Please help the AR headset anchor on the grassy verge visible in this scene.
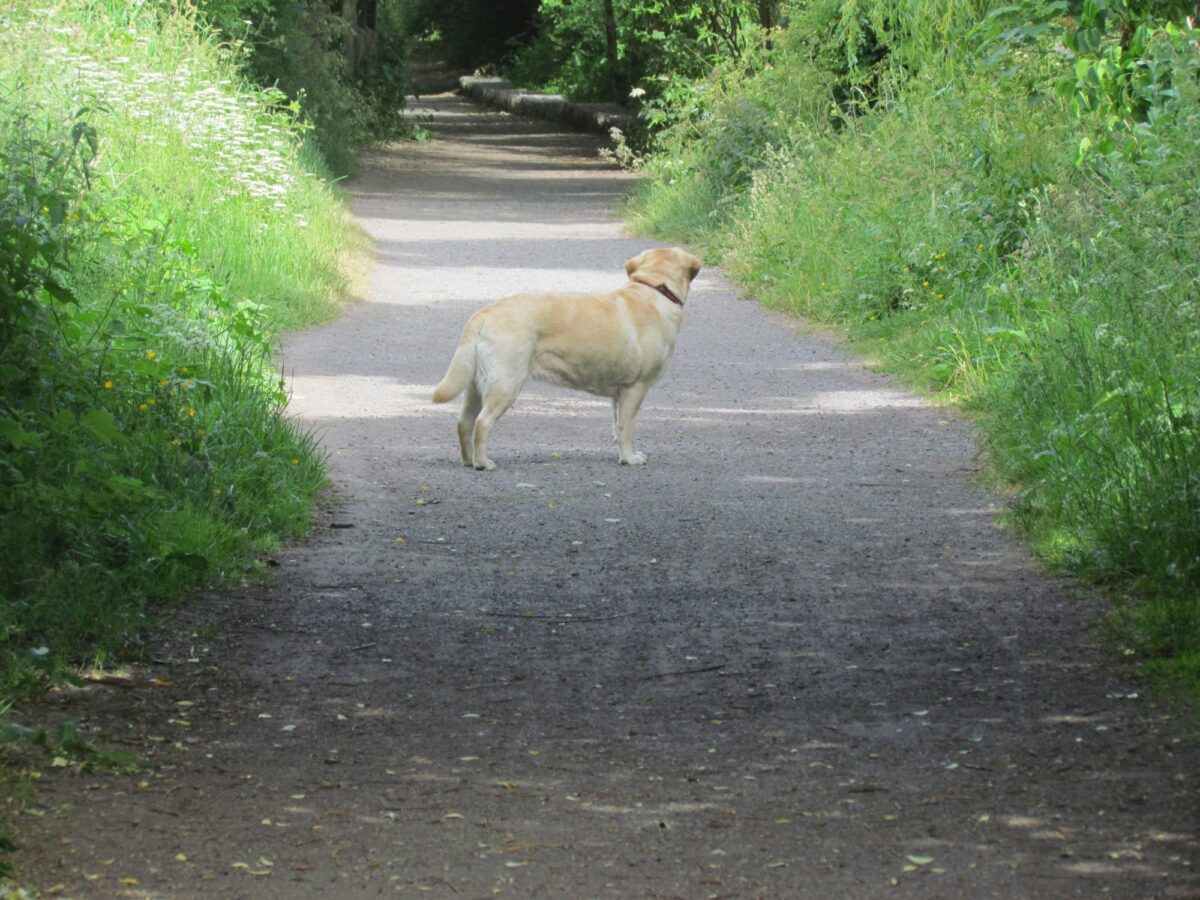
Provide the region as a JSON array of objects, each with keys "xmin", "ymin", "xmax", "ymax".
[
  {"xmin": 0, "ymin": 0, "xmax": 363, "ymax": 719},
  {"xmin": 628, "ymin": 7, "xmax": 1200, "ymax": 698}
]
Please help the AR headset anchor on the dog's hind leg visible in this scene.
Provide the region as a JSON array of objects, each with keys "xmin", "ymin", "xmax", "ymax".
[
  {"xmin": 457, "ymin": 383, "xmax": 483, "ymax": 467},
  {"xmin": 471, "ymin": 385, "xmax": 520, "ymax": 471},
  {"xmin": 614, "ymin": 382, "xmax": 650, "ymax": 465}
]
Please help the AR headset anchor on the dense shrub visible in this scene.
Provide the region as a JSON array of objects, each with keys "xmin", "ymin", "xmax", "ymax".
[
  {"xmin": 629, "ymin": 0, "xmax": 1200, "ymax": 693},
  {"xmin": 403, "ymin": 0, "xmax": 540, "ymax": 68},
  {"xmin": 506, "ymin": 0, "xmax": 779, "ymax": 111},
  {"xmin": 197, "ymin": 0, "xmax": 412, "ymax": 174},
  {"xmin": 0, "ymin": 1, "xmax": 356, "ymax": 704}
]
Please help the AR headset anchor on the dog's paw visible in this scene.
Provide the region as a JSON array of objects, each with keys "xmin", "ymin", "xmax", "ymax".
[
  {"xmin": 473, "ymin": 458, "xmax": 497, "ymax": 471},
  {"xmin": 620, "ymin": 451, "xmax": 648, "ymax": 466}
]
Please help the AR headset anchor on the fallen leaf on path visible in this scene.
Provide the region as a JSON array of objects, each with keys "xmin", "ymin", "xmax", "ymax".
[{"xmin": 906, "ymin": 855, "xmax": 934, "ymax": 866}]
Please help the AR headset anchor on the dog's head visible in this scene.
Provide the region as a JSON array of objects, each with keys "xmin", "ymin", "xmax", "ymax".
[{"xmin": 625, "ymin": 247, "xmax": 703, "ymax": 305}]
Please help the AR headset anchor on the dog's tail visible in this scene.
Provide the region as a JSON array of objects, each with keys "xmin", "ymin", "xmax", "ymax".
[{"xmin": 431, "ymin": 317, "xmax": 481, "ymax": 404}]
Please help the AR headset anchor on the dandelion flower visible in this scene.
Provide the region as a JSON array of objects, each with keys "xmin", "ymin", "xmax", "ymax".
[{"xmin": 104, "ymin": 379, "xmax": 113, "ymax": 389}]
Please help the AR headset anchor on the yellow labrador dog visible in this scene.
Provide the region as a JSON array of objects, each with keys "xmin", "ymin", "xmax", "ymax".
[{"xmin": 432, "ymin": 247, "xmax": 702, "ymax": 470}]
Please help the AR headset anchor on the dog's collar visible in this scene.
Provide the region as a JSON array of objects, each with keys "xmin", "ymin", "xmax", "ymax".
[{"xmin": 633, "ymin": 278, "xmax": 683, "ymax": 307}]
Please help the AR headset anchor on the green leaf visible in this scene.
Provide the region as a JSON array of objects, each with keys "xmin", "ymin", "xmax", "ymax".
[
  {"xmin": 0, "ymin": 417, "xmax": 42, "ymax": 450},
  {"xmin": 80, "ymin": 408, "xmax": 124, "ymax": 445}
]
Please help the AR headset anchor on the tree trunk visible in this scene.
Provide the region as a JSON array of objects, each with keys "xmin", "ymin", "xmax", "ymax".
[
  {"xmin": 342, "ymin": 0, "xmax": 357, "ymax": 75},
  {"xmin": 602, "ymin": 0, "xmax": 622, "ymax": 104},
  {"xmin": 757, "ymin": 0, "xmax": 779, "ymax": 29}
]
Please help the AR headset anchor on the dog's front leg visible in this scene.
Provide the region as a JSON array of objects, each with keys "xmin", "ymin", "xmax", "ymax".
[{"xmin": 614, "ymin": 383, "xmax": 650, "ymax": 465}]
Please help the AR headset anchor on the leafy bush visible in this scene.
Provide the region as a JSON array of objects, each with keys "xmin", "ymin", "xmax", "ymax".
[
  {"xmin": 629, "ymin": 0, "xmax": 1200, "ymax": 694},
  {"xmin": 0, "ymin": 0, "xmax": 354, "ymax": 707},
  {"xmin": 506, "ymin": 0, "xmax": 778, "ymax": 109},
  {"xmin": 404, "ymin": 0, "xmax": 541, "ymax": 68},
  {"xmin": 197, "ymin": 0, "xmax": 413, "ymax": 174}
]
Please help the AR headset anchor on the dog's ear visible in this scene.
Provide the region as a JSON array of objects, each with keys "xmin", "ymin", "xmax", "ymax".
[
  {"xmin": 625, "ymin": 251, "xmax": 648, "ymax": 276},
  {"xmin": 678, "ymin": 250, "xmax": 702, "ymax": 282}
]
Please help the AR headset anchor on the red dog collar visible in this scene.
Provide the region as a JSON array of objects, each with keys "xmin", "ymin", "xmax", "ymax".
[{"xmin": 634, "ymin": 278, "xmax": 683, "ymax": 306}]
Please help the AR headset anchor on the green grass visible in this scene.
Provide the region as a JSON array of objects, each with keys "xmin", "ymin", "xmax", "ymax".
[
  {"xmin": 0, "ymin": 0, "xmax": 363, "ymax": 715},
  {"xmin": 628, "ymin": 8, "xmax": 1200, "ymax": 699}
]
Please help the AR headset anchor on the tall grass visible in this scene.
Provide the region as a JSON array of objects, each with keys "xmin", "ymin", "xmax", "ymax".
[
  {"xmin": 0, "ymin": 0, "xmax": 362, "ymax": 710},
  {"xmin": 7, "ymin": 1, "xmax": 357, "ymax": 330},
  {"xmin": 629, "ymin": 2, "xmax": 1200, "ymax": 695}
]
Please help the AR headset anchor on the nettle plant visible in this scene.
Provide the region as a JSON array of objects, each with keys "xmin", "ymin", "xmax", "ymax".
[{"xmin": 0, "ymin": 108, "xmax": 97, "ymax": 353}]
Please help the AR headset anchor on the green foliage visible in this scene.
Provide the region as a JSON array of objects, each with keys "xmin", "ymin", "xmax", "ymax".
[
  {"xmin": 506, "ymin": 1, "xmax": 777, "ymax": 106},
  {"xmin": 403, "ymin": 0, "xmax": 541, "ymax": 67},
  {"xmin": 196, "ymin": 0, "xmax": 413, "ymax": 174},
  {"xmin": 0, "ymin": 1, "xmax": 349, "ymax": 711},
  {"xmin": 630, "ymin": 0, "xmax": 1200, "ymax": 695}
]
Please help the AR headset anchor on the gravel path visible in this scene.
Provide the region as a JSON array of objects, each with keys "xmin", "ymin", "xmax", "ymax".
[{"xmin": 15, "ymin": 93, "xmax": 1199, "ymax": 899}]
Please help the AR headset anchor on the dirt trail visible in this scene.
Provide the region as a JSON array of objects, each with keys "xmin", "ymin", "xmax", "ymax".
[{"xmin": 15, "ymin": 93, "xmax": 1199, "ymax": 899}]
